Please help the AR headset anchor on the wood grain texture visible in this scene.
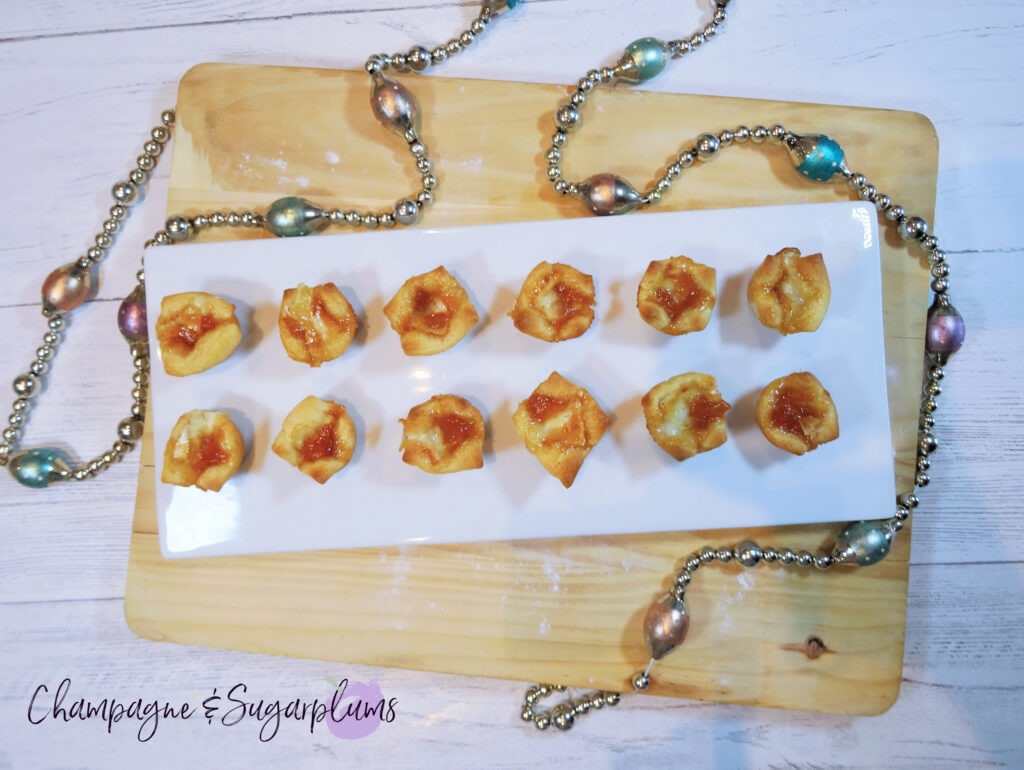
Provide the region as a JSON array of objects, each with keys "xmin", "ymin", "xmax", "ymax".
[
  {"xmin": 1, "ymin": 1, "xmax": 1022, "ymax": 766},
  {"xmin": 122, "ymin": 64, "xmax": 936, "ymax": 713}
]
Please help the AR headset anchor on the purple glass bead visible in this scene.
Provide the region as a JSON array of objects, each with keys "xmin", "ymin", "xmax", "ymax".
[
  {"xmin": 117, "ymin": 285, "xmax": 148, "ymax": 342},
  {"xmin": 925, "ymin": 300, "xmax": 965, "ymax": 355}
]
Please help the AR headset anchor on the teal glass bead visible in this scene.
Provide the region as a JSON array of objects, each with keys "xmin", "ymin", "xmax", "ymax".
[
  {"xmin": 832, "ymin": 520, "xmax": 894, "ymax": 566},
  {"xmin": 788, "ymin": 134, "xmax": 846, "ymax": 182},
  {"xmin": 8, "ymin": 448, "xmax": 71, "ymax": 488},
  {"xmin": 620, "ymin": 38, "xmax": 669, "ymax": 83},
  {"xmin": 265, "ymin": 196, "xmax": 327, "ymax": 238}
]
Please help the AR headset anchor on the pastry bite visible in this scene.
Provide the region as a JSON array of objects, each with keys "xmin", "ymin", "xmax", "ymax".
[
  {"xmin": 756, "ymin": 371, "xmax": 839, "ymax": 455},
  {"xmin": 161, "ymin": 410, "xmax": 245, "ymax": 492},
  {"xmin": 509, "ymin": 261, "xmax": 596, "ymax": 342},
  {"xmin": 272, "ymin": 396, "xmax": 357, "ymax": 484},
  {"xmin": 636, "ymin": 255, "xmax": 716, "ymax": 335},
  {"xmin": 155, "ymin": 291, "xmax": 242, "ymax": 376},
  {"xmin": 399, "ymin": 394, "xmax": 485, "ymax": 474},
  {"xmin": 512, "ymin": 371, "xmax": 610, "ymax": 488},
  {"xmin": 642, "ymin": 373, "xmax": 731, "ymax": 461},
  {"xmin": 278, "ymin": 282, "xmax": 358, "ymax": 367},
  {"xmin": 382, "ymin": 266, "xmax": 479, "ymax": 355},
  {"xmin": 747, "ymin": 247, "xmax": 831, "ymax": 334}
]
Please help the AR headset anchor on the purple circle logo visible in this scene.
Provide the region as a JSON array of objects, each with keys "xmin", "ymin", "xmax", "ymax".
[{"xmin": 325, "ymin": 679, "xmax": 387, "ymax": 740}]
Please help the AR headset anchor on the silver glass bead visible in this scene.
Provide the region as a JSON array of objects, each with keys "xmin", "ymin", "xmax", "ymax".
[
  {"xmin": 631, "ymin": 671, "xmax": 650, "ymax": 691},
  {"xmin": 407, "ymin": 46, "xmax": 430, "ymax": 72},
  {"xmin": 8, "ymin": 413, "xmax": 24, "ymax": 428},
  {"xmin": 416, "ymin": 189, "xmax": 433, "ymax": 206},
  {"xmin": 520, "ymin": 705, "xmax": 534, "ymax": 721},
  {"xmin": 394, "ymin": 199, "xmax": 419, "ymax": 226},
  {"xmin": 814, "ymin": 552, "xmax": 833, "ymax": 570},
  {"xmin": 36, "ymin": 345, "xmax": 53, "ymax": 361},
  {"xmin": 144, "ymin": 140, "xmax": 161, "ymax": 156},
  {"xmin": 751, "ymin": 125, "xmax": 768, "ymax": 142},
  {"xmin": 555, "ymin": 104, "xmax": 581, "ymax": 130},
  {"xmin": 874, "ymin": 194, "xmax": 891, "ymax": 211},
  {"xmin": 416, "ymin": 157, "xmax": 432, "ymax": 173},
  {"xmin": 137, "ymin": 154, "xmax": 155, "ymax": 171},
  {"xmin": 716, "ymin": 547, "xmax": 733, "ymax": 563},
  {"xmin": 780, "ymin": 548, "xmax": 797, "ymax": 564},
  {"xmin": 431, "ymin": 47, "xmax": 447, "ymax": 64},
  {"xmin": 695, "ymin": 133, "xmax": 720, "ymax": 160},
  {"xmin": 533, "ymin": 713, "xmax": 551, "ymax": 730},
  {"xmin": 916, "ymin": 471, "xmax": 930, "ymax": 487},
  {"xmin": 379, "ymin": 212, "xmax": 395, "ymax": 228},
  {"xmin": 165, "ymin": 216, "xmax": 193, "ymax": 242},
  {"xmin": 361, "ymin": 214, "xmax": 379, "ymax": 229},
  {"xmin": 161, "ymin": 110, "xmax": 175, "ymax": 126},
  {"xmin": 3, "ymin": 427, "xmax": 20, "ymax": 443},
  {"xmin": 129, "ymin": 168, "xmax": 147, "ymax": 184},
  {"xmin": 736, "ymin": 540, "xmax": 762, "ymax": 567},
  {"xmin": 112, "ymin": 180, "xmax": 137, "ymax": 204},
  {"xmin": 762, "ymin": 546, "xmax": 778, "ymax": 563},
  {"xmin": 29, "ymin": 361, "xmax": 46, "ymax": 376},
  {"xmin": 699, "ymin": 546, "xmax": 716, "ymax": 563},
  {"xmin": 12, "ymin": 398, "xmax": 28, "ymax": 413},
  {"xmin": 899, "ymin": 216, "xmax": 929, "ymax": 242},
  {"xmin": 152, "ymin": 126, "xmax": 170, "ymax": 144},
  {"xmin": 718, "ymin": 129, "xmax": 734, "ymax": 146},
  {"xmin": 370, "ymin": 77, "xmax": 420, "ymax": 134},
  {"xmin": 832, "ymin": 520, "xmax": 895, "ymax": 566},
  {"xmin": 571, "ymin": 90, "xmax": 586, "ymax": 107},
  {"xmin": 578, "ymin": 174, "xmax": 642, "ymax": 216},
  {"xmin": 769, "ymin": 125, "xmax": 787, "ymax": 141},
  {"xmin": 885, "ymin": 205, "xmax": 905, "ymax": 222},
  {"xmin": 678, "ymin": 150, "xmax": 695, "ymax": 168},
  {"xmin": 95, "ymin": 233, "xmax": 112, "ymax": 248},
  {"xmin": 13, "ymin": 374, "xmax": 37, "ymax": 397},
  {"xmin": 118, "ymin": 417, "xmax": 145, "ymax": 443},
  {"xmin": 421, "ymin": 174, "xmax": 436, "ymax": 189},
  {"xmin": 551, "ymin": 704, "xmax": 575, "ymax": 731}
]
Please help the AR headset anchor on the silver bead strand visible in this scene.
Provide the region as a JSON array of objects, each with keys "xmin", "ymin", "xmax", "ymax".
[
  {"xmin": 3, "ymin": 112, "xmax": 176, "ymax": 478},
  {"xmin": 549, "ymin": 1, "xmax": 732, "ymax": 214}
]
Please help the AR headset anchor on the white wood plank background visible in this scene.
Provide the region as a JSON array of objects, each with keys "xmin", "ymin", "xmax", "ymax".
[{"xmin": 1, "ymin": 1, "xmax": 1021, "ymax": 766}]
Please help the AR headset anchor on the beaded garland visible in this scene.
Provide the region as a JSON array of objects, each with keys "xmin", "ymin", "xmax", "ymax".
[{"xmin": 2, "ymin": 0, "xmax": 964, "ymax": 733}]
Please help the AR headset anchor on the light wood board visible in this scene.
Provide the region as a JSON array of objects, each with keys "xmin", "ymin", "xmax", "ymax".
[{"xmin": 126, "ymin": 63, "xmax": 937, "ymax": 715}]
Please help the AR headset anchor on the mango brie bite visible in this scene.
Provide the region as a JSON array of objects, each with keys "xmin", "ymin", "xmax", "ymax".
[
  {"xmin": 747, "ymin": 247, "xmax": 831, "ymax": 334},
  {"xmin": 272, "ymin": 396, "xmax": 357, "ymax": 484},
  {"xmin": 278, "ymin": 282, "xmax": 358, "ymax": 367},
  {"xmin": 509, "ymin": 261, "xmax": 596, "ymax": 342},
  {"xmin": 642, "ymin": 372, "xmax": 731, "ymax": 461},
  {"xmin": 161, "ymin": 410, "xmax": 245, "ymax": 492},
  {"xmin": 399, "ymin": 394, "xmax": 485, "ymax": 474},
  {"xmin": 756, "ymin": 371, "xmax": 839, "ymax": 455},
  {"xmin": 382, "ymin": 266, "xmax": 478, "ymax": 355},
  {"xmin": 155, "ymin": 291, "xmax": 242, "ymax": 376},
  {"xmin": 636, "ymin": 255, "xmax": 716, "ymax": 335},
  {"xmin": 512, "ymin": 371, "xmax": 610, "ymax": 488}
]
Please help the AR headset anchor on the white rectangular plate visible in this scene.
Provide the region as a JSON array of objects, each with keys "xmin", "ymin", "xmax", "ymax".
[{"xmin": 146, "ymin": 202, "xmax": 892, "ymax": 559}]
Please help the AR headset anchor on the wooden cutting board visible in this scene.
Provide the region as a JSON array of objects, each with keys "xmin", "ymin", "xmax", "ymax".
[{"xmin": 126, "ymin": 63, "xmax": 936, "ymax": 715}]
